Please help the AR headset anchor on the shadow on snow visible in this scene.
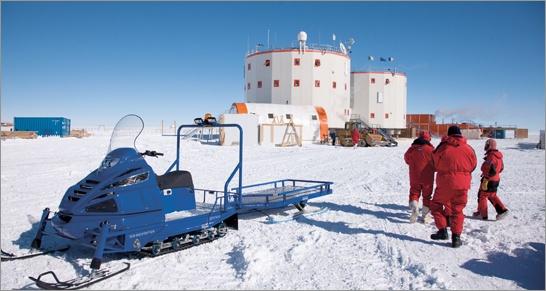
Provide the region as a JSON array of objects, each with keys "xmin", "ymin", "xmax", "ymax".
[
  {"xmin": 312, "ymin": 201, "xmax": 409, "ymax": 224},
  {"xmin": 297, "ymin": 201, "xmax": 445, "ymax": 247},
  {"xmin": 505, "ymin": 142, "xmax": 541, "ymax": 151},
  {"xmin": 461, "ymin": 242, "xmax": 545, "ymax": 290}
]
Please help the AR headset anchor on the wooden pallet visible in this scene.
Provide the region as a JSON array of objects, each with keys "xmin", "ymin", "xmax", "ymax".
[{"xmin": 0, "ymin": 131, "xmax": 37, "ymax": 139}]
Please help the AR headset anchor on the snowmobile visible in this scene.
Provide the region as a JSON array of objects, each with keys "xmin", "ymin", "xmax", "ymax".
[
  {"xmin": 7, "ymin": 114, "xmax": 333, "ymax": 289},
  {"xmin": 24, "ymin": 114, "xmax": 240, "ymax": 289}
]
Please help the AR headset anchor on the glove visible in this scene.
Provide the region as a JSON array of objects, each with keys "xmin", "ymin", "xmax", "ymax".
[{"xmin": 480, "ymin": 178, "xmax": 489, "ymax": 191}]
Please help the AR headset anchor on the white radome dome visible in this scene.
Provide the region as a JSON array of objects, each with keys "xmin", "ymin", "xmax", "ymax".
[{"xmin": 298, "ymin": 31, "xmax": 308, "ymax": 42}]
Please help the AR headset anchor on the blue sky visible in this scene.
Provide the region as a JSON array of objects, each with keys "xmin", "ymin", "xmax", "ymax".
[{"xmin": 2, "ymin": 1, "xmax": 544, "ymax": 130}]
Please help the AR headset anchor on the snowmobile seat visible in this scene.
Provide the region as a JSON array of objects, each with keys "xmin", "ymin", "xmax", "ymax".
[{"xmin": 156, "ymin": 171, "xmax": 194, "ymax": 190}]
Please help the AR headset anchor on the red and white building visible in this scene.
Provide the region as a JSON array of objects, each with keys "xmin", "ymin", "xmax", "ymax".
[
  {"xmin": 226, "ymin": 31, "xmax": 408, "ymax": 144},
  {"xmin": 351, "ymin": 71, "xmax": 407, "ymax": 134},
  {"xmin": 243, "ymin": 31, "xmax": 351, "ymax": 129}
]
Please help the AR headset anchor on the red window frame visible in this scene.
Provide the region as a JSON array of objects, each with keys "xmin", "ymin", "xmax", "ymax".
[
  {"xmin": 314, "ymin": 59, "xmax": 321, "ymax": 67},
  {"xmin": 385, "ymin": 113, "xmax": 389, "ymax": 118},
  {"xmin": 371, "ymin": 78, "xmax": 375, "ymax": 84},
  {"xmin": 385, "ymin": 78, "xmax": 390, "ymax": 85},
  {"xmin": 265, "ymin": 59, "xmax": 271, "ymax": 67},
  {"xmin": 294, "ymin": 58, "xmax": 301, "ymax": 66},
  {"xmin": 315, "ymin": 80, "xmax": 320, "ymax": 87},
  {"xmin": 257, "ymin": 81, "xmax": 262, "ymax": 88},
  {"xmin": 332, "ymin": 81, "xmax": 337, "ymax": 89},
  {"xmin": 293, "ymin": 79, "xmax": 300, "ymax": 87},
  {"xmin": 370, "ymin": 113, "xmax": 375, "ymax": 119},
  {"xmin": 273, "ymin": 80, "xmax": 280, "ymax": 87}
]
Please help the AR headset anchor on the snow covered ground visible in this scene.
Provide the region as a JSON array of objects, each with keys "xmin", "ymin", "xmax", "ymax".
[{"xmin": 1, "ymin": 130, "xmax": 544, "ymax": 290}]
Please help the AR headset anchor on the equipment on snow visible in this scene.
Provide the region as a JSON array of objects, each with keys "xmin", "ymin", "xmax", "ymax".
[
  {"xmin": 29, "ymin": 262, "xmax": 130, "ymax": 290},
  {"xmin": 335, "ymin": 118, "xmax": 398, "ymax": 147},
  {"xmin": 16, "ymin": 114, "xmax": 333, "ymax": 289},
  {"xmin": 1, "ymin": 246, "xmax": 69, "ymax": 262},
  {"xmin": 263, "ymin": 206, "xmax": 330, "ymax": 224}
]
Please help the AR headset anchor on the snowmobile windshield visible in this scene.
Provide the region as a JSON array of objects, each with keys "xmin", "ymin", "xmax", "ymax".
[{"xmin": 107, "ymin": 114, "xmax": 144, "ymax": 154}]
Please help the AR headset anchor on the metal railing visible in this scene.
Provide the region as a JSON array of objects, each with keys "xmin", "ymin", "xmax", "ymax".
[
  {"xmin": 248, "ymin": 43, "xmax": 347, "ymax": 55},
  {"xmin": 165, "ymin": 123, "xmax": 243, "ymax": 211}
]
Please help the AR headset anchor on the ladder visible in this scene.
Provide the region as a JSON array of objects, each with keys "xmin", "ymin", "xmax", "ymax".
[{"xmin": 277, "ymin": 120, "xmax": 302, "ymax": 147}]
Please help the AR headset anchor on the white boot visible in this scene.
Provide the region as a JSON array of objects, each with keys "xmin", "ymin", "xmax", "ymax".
[
  {"xmin": 409, "ymin": 200, "xmax": 419, "ymax": 223},
  {"xmin": 420, "ymin": 206, "xmax": 430, "ymax": 223}
]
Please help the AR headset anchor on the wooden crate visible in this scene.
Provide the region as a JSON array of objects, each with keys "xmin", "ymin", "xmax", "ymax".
[{"xmin": 69, "ymin": 129, "xmax": 92, "ymax": 138}]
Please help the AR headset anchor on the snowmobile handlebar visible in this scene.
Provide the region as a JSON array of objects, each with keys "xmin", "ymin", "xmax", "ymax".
[{"xmin": 140, "ymin": 150, "xmax": 164, "ymax": 158}]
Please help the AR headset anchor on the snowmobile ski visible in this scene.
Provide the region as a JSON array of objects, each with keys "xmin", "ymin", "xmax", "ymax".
[
  {"xmin": 264, "ymin": 207, "xmax": 330, "ymax": 224},
  {"xmin": 1, "ymin": 246, "xmax": 70, "ymax": 262},
  {"xmin": 28, "ymin": 262, "xmax": 130, "ymax": 290}
]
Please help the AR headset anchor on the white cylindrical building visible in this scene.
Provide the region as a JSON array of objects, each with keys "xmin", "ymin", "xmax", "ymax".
[
  {"xmin": 244, "ymin": 32, "xmax": 351, "ymax": 129},
  {"xmin": 230, "ymin": 102, "xmax": 328, "ymax": 142},
  {"xmin": 351, "ymin": 71, "xmax": 407, "ymax": 133}
]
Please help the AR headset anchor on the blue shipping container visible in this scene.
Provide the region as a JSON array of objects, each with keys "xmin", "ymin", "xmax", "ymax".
[
  {"xmin": 494, "ymin": 129, "xmax": 505, "ymax": 139},
  {"xmin": 14, "ymin": 117, "xmax": 71, "ymax": 137}
]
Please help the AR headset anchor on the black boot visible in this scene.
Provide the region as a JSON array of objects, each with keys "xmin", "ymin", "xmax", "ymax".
[
  {"xmin": 446, "ymin": 216, "xmax": 451, "ymax": 228},
  {"xmin": 496, "ymin": 208, "xmax": 509, "ymax": 220},
  {"xmin": 430, "ymin": 228, "xmax": 449, "ymax": 240},
  {"xmin": 452, "ymin": 234, "xmax": 462, "ymax": 248}
]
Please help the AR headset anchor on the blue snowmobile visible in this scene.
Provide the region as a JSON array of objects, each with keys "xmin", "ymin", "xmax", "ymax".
[
  {"xmin": 25, "ymin": 114, "xmax": 240, "ymax": 289},
  {"xmin": 6, "ymin": 114, "xmax": 333, "ymax": 289}
]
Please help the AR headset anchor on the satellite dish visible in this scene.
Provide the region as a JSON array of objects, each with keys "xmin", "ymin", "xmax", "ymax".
[
  {"xmin": 345, "ymin": 37, "xmax": 356, "ymax": 51},
  {"xmin": 339, "ymin": 42, "xmax": 347, "ymax": 54}
]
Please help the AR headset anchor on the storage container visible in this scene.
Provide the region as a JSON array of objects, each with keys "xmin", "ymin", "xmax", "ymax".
[{"xmin": 14, "ymin": 117, "xmax": 71, "ymax": 137}]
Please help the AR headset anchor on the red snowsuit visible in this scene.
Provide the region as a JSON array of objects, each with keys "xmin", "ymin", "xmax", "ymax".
[
  {"xmin": 352, "ymin": 128, "xmax": 360, "ymax": 145},
  {"xmin": 404, "ymin": 138, "xmax": 435, "ymax": 207},
  {"xmin": 430, "ymin": 135, "xmax": 477, "ymax": 235},
  {"xmin": 476, "ymin": 149, "xmax": 507, "ymax": 217}
]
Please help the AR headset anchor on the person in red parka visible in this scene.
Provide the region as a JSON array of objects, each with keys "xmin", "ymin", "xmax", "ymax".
[
  {"xmin": 430, "ymin": 125, "xmax": 477, "ymax": 248},
  {"xmin": 473, "ymin": 138, "xmax": 509, "ymax": 220},
  {"xmin": 404, "ymin": 130, "xmax": 435, "ymax": 223},
  {"xmin": 352, "ymin": 127, "xmax": 360, "ymax": 149}
]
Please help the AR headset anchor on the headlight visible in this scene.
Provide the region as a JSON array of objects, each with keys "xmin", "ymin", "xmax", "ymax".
[
  {"xmin": 99, "ymin": 157, "xmax": 120, "ymax": 170},
  {"xmin": 106, "ymin": 172, "xmax": 149, "ymax": 189}
]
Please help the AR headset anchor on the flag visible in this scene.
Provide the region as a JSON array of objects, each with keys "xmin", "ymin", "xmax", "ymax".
[
  {"xmin": 380, "ymin": 57, "xmax": 387, "ymax": 62},
  {"xmin": 388, "ymin": 57, "xmax": 395, "ymax": 62},
  {"xmin": 368, "ymin": 56, "xmax": 374, "ymax": 61},
  {"xmin": 332, "ymin": 34, "xmax": 336, "ymax": 41}
]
